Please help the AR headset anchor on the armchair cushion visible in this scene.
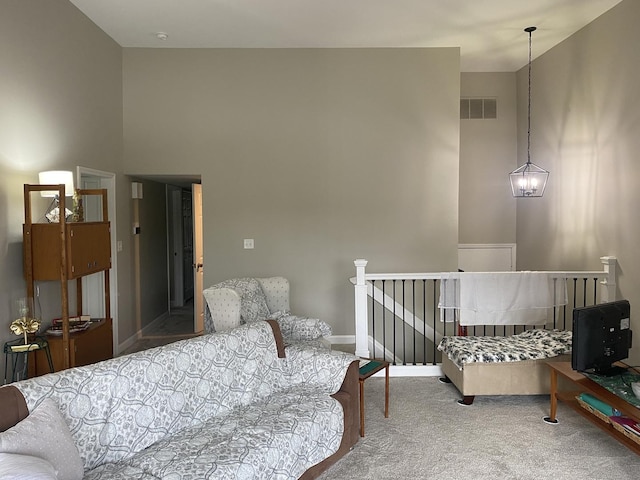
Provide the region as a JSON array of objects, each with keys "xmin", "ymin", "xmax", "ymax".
[
  {"xmin": 256, "ymin": 277, "xmax": 290, "ymax": 313},
  {"xmin": 269, "ymin": 311, "xmax": 332, "ymax": 343},
  {"xmin": 211, "ymin": 277, "xmax": 270, "ymax": 324}
]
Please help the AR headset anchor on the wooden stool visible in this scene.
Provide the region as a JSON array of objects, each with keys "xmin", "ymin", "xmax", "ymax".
[{"xmin": 358, "ymin": 359, "xmax": 390, "ymax": 437}]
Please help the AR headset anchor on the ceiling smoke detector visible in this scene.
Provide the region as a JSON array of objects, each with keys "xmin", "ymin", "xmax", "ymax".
[{"xmin": 155, "ymin": 32, "xmax": 168, "ymax": 41}]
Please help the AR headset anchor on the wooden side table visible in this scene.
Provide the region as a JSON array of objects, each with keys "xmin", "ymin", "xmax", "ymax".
[{"xmin": 358, "ymin": 359, "xmax": 390, "ymax": 437}]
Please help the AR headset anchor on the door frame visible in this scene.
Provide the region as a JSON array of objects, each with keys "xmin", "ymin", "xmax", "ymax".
[
  {"xmin": 192, "ymin": 183, "xmax": 203, "ymax": 333},
  {"xmin": 77, "ymin": 166, "xmax": 119, "ymax": 354}
]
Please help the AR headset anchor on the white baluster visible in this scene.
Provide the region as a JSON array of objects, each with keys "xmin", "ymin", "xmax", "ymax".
[
  {"xmin": 354, "ymin": 259, "xmax": 370, "ymax": 358},
  {"xmin": 600, "ymin": 256, "xmax": 617, "ymax": 303}
]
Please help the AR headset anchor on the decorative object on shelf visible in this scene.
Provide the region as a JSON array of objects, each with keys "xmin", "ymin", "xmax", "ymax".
[
  {"xmin": 71, "ymin": 189, "xmax": 84, "ymax": 222},
  {"xmin": 9, "ymin": 297, "xmax": 41, "ymax": 349},
  {"xmin": 509, "ymin": 26, "xmax": 549, "ymax": 198},
  {"xmin": 38, "ymin": 170, "xmax": 75, "ymax": 222},
  {"xmin": 46, "ymin": 320, "xmax": 91, "ymax": 336}
]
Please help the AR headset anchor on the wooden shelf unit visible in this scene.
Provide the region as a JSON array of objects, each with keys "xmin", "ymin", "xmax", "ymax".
[
  {"xmin": 32, "ymin": 319, "xmax": 112, "ymax": 375},
  {"xmin": 546, "ymin": 361, "xmax": 640, "ymax": 455},
  {"xmin": 23, "ymin": 184, "xmax": 113, "ymax": 372}
]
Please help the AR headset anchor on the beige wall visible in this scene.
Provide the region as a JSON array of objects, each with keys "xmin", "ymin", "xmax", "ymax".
[
  {"xmin": 515, "ymin": 0, "xmax": 640, "ymax": 363},
  {"xmin": 459, "ymin": 73, "xmax": 517, "ymax": 244},
  {"xmin": 0, "ymin": 0, "xmax": 129, "ymax": 375},
  {"xmin": 123, "ymin": 48, "xmax": 461, "ymax": 334}
]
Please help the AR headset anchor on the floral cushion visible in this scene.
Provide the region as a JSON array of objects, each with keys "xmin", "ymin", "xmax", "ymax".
[{"xmin": 212, "ymin": 277, "xmax": 271, "ymax": 323}]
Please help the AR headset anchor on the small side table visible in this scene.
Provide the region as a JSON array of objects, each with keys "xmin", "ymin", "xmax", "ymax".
[
  {"xmin": 3, "ymin": 336, "xmax": 54, "ymax": 384},
  {"xmin": 358, "ymin": 359, "xmax": 390, "ymax": 437}
]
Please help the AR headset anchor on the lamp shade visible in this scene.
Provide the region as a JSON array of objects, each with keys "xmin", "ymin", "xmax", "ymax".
[
  {"xmin": 38, "ymin": 170, "xmax": 75, "ymax": 197},
  {"xmin": 509, "ymin": 162, "xmax": 549, "ymax": 197}
]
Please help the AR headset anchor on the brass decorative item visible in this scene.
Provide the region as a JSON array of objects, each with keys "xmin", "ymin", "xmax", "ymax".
[
  {"xmin": 10, "ymin": 298, "xmax": 41, "ymax": 349},
  {"xmin": 72, "ymin": 190, "xmax": 84, "ymax": 222}
]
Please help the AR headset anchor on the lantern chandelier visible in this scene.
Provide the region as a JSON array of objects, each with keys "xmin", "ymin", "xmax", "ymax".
[{"xmin": 509, "ymin": 26, "xmax": 549, "ymax": 198}]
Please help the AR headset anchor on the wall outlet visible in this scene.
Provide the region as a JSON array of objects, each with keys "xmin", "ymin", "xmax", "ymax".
[{"xmin": 243, "ymin": 238, "xmax": 254, "ymax": 249}]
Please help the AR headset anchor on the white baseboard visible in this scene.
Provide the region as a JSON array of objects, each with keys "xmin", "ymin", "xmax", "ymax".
[
  {"xmin": 361, "ymin": 364, "xmax": 443, "ymax": 378},
  {"xmin": 327, "ymin": 334, "xmax": 355, "ymax": 344},
  {"xmin": 386, "ymin": 364, "xmax": 443, "ymax": 377},
  {"xmin": 117, "ymin": 333, "xmax": 138, "ymax": 354},
  {"xmin": 117, "ymin": 311, "xmax": 170, "ymax": 355}
]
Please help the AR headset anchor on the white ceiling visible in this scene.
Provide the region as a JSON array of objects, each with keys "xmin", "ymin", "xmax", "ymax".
[{"xmin": 68, "ymin": 0, "xmax": 622, "ymax": 72}]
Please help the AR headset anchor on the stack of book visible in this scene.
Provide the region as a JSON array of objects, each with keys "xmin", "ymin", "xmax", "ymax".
[
  {"xmin": 576, "ymin": 393, "xmax": 640, "ymax": 445},
  {"xmin": 609, "ymin": 416, "xmax": 640, "ymax": 444},
  {"xmin": 46, "ymin": 317, "xmax": 91, "ymax": 335}
]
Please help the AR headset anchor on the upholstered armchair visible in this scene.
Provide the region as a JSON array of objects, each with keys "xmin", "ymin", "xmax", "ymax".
[{"xmin": 203, "ymin": 277, "xmax": 332, "ymax": 347}]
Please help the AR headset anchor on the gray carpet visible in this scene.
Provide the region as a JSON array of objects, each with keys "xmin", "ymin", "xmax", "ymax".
[{"xmin": 318, "ymin": 377, "xmax": 640, "ymax": 480}]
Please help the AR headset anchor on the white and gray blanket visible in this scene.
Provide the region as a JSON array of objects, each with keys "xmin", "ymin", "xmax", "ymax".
[{"xmin": 15, "ymin": 321, "xmax": 355, "ymax": 479}]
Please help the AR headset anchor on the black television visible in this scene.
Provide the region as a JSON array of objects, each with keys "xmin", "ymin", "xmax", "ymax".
[{"xmin": 571, "ymin": 300, "xmax": 632, "ymax": 376}]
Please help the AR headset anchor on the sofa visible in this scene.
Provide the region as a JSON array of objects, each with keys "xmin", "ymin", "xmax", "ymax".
[
  {"xmin": 0, "ymin": 320, "xmax": 359, "ymax": 479},
  {"xmin": 203, "ymin": 277, "xmax": 332, "ymax": 347}
]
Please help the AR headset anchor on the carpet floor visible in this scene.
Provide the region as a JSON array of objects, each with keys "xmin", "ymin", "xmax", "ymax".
[{"xmin": 318, "ymin": 376, "xmax": 640, "ymax": 480}]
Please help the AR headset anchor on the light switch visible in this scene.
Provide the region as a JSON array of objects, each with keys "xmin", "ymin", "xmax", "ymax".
[{"xmin": 243, "ymin": 239, "xmax": 254, "ymax": 249}]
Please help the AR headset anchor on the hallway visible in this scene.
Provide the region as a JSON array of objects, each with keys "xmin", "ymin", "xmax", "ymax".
[{"xmin": 120, "ymin": 301, "xmax": 197, "ymax": 355}]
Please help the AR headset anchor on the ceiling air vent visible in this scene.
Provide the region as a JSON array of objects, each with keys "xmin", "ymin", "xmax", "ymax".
[{"xmin": 460, "ymin": 97, "xmax": 497, "ymax": 119}]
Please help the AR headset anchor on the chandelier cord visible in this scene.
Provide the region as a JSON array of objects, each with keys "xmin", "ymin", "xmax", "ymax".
[
  {"xmin": 526, "ymin": 27, "xmax": 534, "ymax": 167},
  {"xmin": 509, "ymin": 26, "xmax": 547, "ymax": 197}
]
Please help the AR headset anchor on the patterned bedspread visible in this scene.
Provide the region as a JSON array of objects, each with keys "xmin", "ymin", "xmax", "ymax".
[{"xmin": 437, "ymin": 329, "xmax": 572, "ymax": 370}]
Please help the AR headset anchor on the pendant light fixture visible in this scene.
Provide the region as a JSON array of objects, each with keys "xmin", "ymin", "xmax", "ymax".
[{"xmin": 509, "ymin": 26, "xmax": 549, "ymax": 198}]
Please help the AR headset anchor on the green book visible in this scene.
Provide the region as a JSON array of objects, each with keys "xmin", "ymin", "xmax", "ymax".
[{"xmin": 359, "ymin": 360, "xmax": 382, "ymax": 375}]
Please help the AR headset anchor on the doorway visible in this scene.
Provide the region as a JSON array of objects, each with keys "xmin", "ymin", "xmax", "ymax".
[
  {"xmin": 125, "ymin": 175, "xmax": 203, "ymax": 353},
  {"xmin": 166, "ymin": 182, "xmax": 203, "ymax": 333}
]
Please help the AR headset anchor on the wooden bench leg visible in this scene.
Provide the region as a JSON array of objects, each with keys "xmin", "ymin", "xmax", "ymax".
[
  {"xmin": 458, "ymin": 395, "xmax": 475, "ymax": 406},
  {"xmin": 359, "ymin": 379, "xmax": 365, "ymax": 437}
]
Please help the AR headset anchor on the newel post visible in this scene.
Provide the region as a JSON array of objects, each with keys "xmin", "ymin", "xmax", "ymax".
[
  {"xmin": 354, "ymin": 259, "xmax": 370, "ymax": 358},
  {"xmin": 600, "ymin": 256, "xmax": 617, "ymax": 302}
]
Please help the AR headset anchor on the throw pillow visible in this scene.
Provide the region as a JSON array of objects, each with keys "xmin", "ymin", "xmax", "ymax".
[
  {"xmin": 0, "ymin": 398, "xmax": 84, "ymax": 480},
  {"xmin": 0, "ymin": 453, "xmax": 57, "ymax": 480},
  {"xmin": 215, "ymin": 277, "xmax": 271, "ymax": 323}
]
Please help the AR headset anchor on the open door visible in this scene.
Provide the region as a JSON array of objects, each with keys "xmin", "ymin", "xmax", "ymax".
[{"xmin": 192, "ymin": 183, "xmax": 204, "ymax": 333}]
